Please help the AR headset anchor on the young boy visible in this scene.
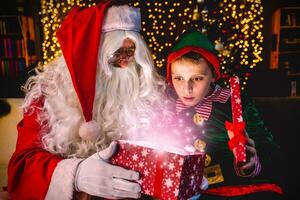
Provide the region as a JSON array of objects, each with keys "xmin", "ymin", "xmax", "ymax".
[{"xmin": 166, "ymin": 30, "xmax": 285, "ymax": 199}]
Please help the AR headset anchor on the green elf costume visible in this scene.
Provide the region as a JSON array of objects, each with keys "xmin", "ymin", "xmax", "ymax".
[{"xmin": 166, "ymin": 30, "xmax": 285, "ymax": 200}]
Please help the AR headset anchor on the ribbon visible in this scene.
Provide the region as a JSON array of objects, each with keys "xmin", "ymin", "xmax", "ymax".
[
  {"xmin": 225, "ymin": 121, "xmax": 246, "ymax": 150},
  {"xmin": 153, "ymin": 152, "xmax": 165, "ymax": 198}
]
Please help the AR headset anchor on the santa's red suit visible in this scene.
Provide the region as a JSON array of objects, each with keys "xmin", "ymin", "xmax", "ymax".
[
  {"xmin": 7, "ymin": 1, "xmax": 113, "ymax": 199},
  {"xmin": 8, "ymin": 100, "xmax": 64, "ymax": 199}
]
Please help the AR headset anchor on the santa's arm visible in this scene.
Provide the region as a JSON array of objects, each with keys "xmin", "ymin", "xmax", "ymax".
[{"xmin": 7, "ymin": 105, "xmax": 81, "ymax": 200}]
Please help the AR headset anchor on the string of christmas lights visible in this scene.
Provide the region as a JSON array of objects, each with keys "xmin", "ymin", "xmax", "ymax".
[
  {"xmin": 199, "ymin": 0, "xmax": 264, "ymax": 89},
  {"xmin": 39, "ymin": 0, "xmax": 264, "ymax": 89}
]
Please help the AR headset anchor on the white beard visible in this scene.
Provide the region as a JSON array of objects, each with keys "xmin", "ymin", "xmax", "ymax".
[{"xmin": 22, "ymin": 56, "xmax": 170, "ymax": 158}]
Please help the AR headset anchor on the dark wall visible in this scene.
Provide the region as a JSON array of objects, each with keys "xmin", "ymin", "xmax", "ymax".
[{"xmin": 254, "ymin": 97, "xmax": 300, "ymax": 200}]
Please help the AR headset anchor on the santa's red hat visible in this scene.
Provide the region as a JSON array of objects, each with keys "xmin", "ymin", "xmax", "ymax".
[{"xmin": 56, "ymin": 1, "xmax": 141, "ymax": 140}]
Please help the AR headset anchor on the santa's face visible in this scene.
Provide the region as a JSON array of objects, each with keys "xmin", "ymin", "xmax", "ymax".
[{"xmin": 108, "ymin": 38, "xmax": 136, "ymax": 68}]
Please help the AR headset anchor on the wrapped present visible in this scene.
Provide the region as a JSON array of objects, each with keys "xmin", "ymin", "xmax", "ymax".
[
  {"xmin": 111, "ymin": 140, "xmax": 206, "ymax": 200},
  {"xmin": 225, "ymin": 76, "xmax": 247, "ymax": 163}
]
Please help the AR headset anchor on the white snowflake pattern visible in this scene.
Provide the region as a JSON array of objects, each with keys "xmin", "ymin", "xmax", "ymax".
[
  {"xmin": 144, "ymin": 169, "xmax": 149, "ymax": 176},
  {"xmin": 235, "ymin": 98, "xmax": 241, "ymax": 104},
  {"xmin": 237, "ymin": 116, "xmax": 243, "ymax": 122},
  {"xmin": 190, "ymin": 176, "xmax": 195, "ymax": 187},
  {"xmin": 176, "ymin": 171, "xmax": 181, "ymax": 178},
  {"xmin": 197, "ymin": 157, "xmax": 202, "ymax": 163},
  {"xmin": 132, "ymin": 154, "xmax": 138, "ymax": 161},
  {"xmin": 144, "ymin": 189, "xmax": 150, "ymax": 194},
  {"xmin": 234, "ymin": 77, "xmax": 239, "ymax": 84},
  {"xmin": 193, "ymin": 164, "xmax": 196, "ymax": 170},
  {"xmin": 139, "ymin": 161, "xmax": 144, "ymax": 168},
  {"xmin": 193, "ymin": 184, "xmax": 197, "ymax": 191},
  {"xmin": 173, "ymin": 188, "xmax": 179, "ymax": 197},
  {"xmin": 142, "ymin": 149, "xmax": 148, "ymax": 157},
  {"xmin": 168, "ymin": 162, "xmax": 175, "ymax": 170},
  {"xmin": 164, "ymin": 177, "xmax": 173, "ymax": 188},
  {"xmin": 178, "ymin": 158, "xmax": 184, "ymax": 166}
]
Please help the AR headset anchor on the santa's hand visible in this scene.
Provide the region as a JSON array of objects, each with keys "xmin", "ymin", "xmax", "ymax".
[{"xmin": 75, "ymin": 141, "xmax": 141, "ymax": 199}]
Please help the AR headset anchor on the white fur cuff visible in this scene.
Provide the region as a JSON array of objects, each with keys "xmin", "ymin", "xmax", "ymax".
[{"xmin": 45, "ymin": 158, "xmax": 83, "ymax": 200}]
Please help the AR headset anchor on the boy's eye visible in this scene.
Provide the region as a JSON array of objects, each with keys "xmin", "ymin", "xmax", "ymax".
[
  {"xmin": 173, "ymin": 76, "xmax": 184, "ymax": 81},
  {"xmin": 192, "ymin": 77, "xmax": 204, "ymax": 81}
]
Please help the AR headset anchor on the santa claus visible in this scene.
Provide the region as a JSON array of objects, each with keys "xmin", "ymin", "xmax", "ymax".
[{"xmin": 7, "ymin": 1, "xmax": 170, "ymax": 199}]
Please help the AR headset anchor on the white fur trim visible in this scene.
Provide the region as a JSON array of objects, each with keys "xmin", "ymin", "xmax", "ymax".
[
  {"xmin": 102, "ymin": 5, "xmax": 141, "ymax": 33},
  {"xmin": 79, "ymin": 120, "xmax": 101, "ymax": 141},
  {"xmin": 45, "ymin": 158, "xmax": 83, "ymax": 200}
]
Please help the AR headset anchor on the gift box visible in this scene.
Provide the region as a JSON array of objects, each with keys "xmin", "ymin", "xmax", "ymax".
[{"xmin": 111, "ymin": 140, "xmax": 206, "ymax": 200}]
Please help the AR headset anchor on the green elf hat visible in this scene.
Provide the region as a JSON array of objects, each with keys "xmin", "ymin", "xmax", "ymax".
[{"xmin": 166, "ymin": 30, "xmax": 221, "ymax": 84}]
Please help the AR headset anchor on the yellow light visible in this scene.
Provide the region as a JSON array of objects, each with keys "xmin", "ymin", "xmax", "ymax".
[{"xmin": 40, "ymin": 0, "xmax": 264, "ymax": 88}]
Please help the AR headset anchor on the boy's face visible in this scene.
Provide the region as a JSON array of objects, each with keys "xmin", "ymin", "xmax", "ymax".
[{"xmin": 171, "ymin": 59, "xmax": 215, "ymax": 107}]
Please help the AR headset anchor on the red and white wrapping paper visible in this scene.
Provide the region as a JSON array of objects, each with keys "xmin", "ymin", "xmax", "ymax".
[
  {"xmin": 111, "ymin": 140, "xmax": 206, "ymax": 200},
  {"xmin": 225, "ymin": 76, "xmax": 247, "ymax": 163}
]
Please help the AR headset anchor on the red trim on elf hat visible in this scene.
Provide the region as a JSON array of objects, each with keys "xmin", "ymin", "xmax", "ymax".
[
  {"xmin": 166, "ymin": 46, "xmax": 221, "ymax": 84},
  {"xmin": 56, "ymin": 0, "xmax": 111, "ymax": 122}
]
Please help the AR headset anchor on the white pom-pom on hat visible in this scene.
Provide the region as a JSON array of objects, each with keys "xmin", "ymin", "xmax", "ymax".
[{"xmin": 79, "ymin": 120, "xmax": 101, "ymax": 141}]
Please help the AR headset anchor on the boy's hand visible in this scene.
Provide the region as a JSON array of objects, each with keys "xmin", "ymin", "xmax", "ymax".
[
  {"xmin": 237, "ymin": 132, "xmax": 261, "ymax": 177},
  {"xmin": 240, "ymin": 135, "xmax": 257, "ymax": 171},
  {"xmin": 188, "ymin": 176, "xmax": 209, "ymax": 200}
]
